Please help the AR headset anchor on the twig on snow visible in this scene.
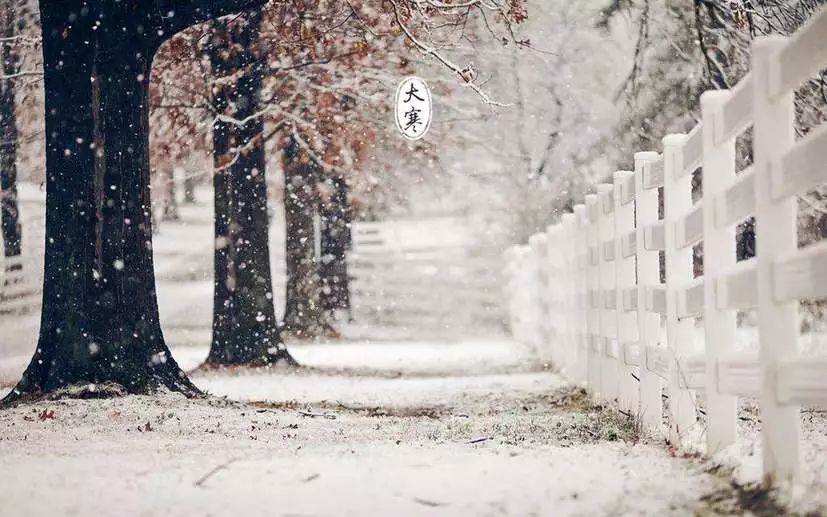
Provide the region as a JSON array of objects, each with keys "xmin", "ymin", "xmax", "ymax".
[
  {"xmin": 194, "ymin": 457, "xmax": 238, "ymax": 487},
  {"xmin": 413, "ymin": 497, "xmax": 450, "ymax": 507},
  {"xmin": 298, "ymin": 409, "xmax": 337, "ymax": 419}
]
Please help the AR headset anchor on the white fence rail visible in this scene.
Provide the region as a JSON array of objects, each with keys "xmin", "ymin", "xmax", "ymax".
[{"xmin": 505, "ymin": 10, "xmax": 827, "ymax": 484}]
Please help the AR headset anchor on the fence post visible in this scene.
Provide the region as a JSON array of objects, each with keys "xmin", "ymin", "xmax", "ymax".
[
  {"xmin": 562, "ymin": 213, "xmax": 578, "ymax": 376},
  {"xmin": 663, "ymin": 133, "xmax": 699, "ymax": 448},
  {"xmin": 597, "ymin": 184, "xmax": 617, "ymax": 404},
  {"xmin": 574, "ymin": 203, "xmax": 589, "ymax": 386},
  {"xmin": 571, "ymin": 213, "xmax": 583, "ymax": 378},
  {"xmin": 509, "ymin": 246, "xmax": 525, "ymax": 343},
  {"xmin": 701, "ymin": 90, "xmax": 738, "ymax": 453},
  {"xmin": 518, "ymin": 245, "xmax": 534, "ymax": 345},
  {"xmin": 529, "ymin": 233, "xmax": 548, "ymax": 354},
  {"xmin": 613, "ymin": 170, "xmax": 639, "ymax": 413},
  {"xmin": 529, "ymin": 233, "xmax": 547, "ymax": 356},
  {"xmin": 503, "ymin": 248, "xmax": 517, "ymax": 339},
  {"xmin": 513, "ymin": 246, "xmax": 528, "ymax": 344},
  {"xmin": 753, "ymin": 36, "xmax": 799, "ymax": 483},
  {"xmin": 584, "ymin": 194, "xmax": 602, "ymax": 396},
  {"xmin": 545, "ymin": 226, "xmax": 561, "ymax": 365},
  {"xmin": 574, "ymin": 203, "xmax": 589, "ymax": 385},
  {"xmin": 551, "ymin": 224, "xmax": 567, "ymax": 368},
  {"xmin": 635, "ymin": 151, "xmax": 663, "ymax": 430}
]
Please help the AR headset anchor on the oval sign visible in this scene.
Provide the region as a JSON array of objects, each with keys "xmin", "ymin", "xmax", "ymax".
[{"xmin": 395, "ymin": 76, "xmax": 432, "ymax": 140}]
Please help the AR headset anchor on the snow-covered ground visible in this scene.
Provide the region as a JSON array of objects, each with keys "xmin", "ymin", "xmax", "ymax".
[
  {"xmin": 5, "ymin": 338, "xmax": 827, "ymax": 516},
  {"xmin": 2, "ymin": 339, "xmax": 744, "ymax": 517}
]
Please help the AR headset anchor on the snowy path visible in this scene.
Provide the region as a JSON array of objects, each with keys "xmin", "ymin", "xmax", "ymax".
[
  {"xmin": 0, "ymin": 340, "xmax": 743, "ymax": 516},
  {"xmin": 0, "ymin": 199, "xmax": 787, "ymax": 515}
]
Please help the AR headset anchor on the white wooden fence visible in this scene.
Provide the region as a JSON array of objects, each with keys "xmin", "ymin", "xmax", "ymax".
[
  {"xmin": 0, "ymin": 183, "xmax": 45, "ymax": 315},
  {"xmin": 348, "ymin": 217, "xmax": 506, "ymax": 335},
  {"xmin": 506, "ymin": 10, "xmax": 827, "ymax": 484}
]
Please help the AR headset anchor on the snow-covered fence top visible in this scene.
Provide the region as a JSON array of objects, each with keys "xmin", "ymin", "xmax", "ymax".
[{"xmin": 505, "ymin": 7, "xmax": 827, "ymax": 485}]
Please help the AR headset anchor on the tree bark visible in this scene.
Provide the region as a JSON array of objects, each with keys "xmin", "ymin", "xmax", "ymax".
[
  {"xmin": 206, "ymin": 11, "xmax": 295, "ymax": 366},
  {"xmin": 183, "ymin": 174, "xmax": 197, "ymax": 204},
  {"xmin": 0, "ymin": 0, "xmax": 21, "ymax": 268},
  {"xmin": 319, "ymin": 174, "xmax": 351, "ymax": 318},
  {"xmin": 161, "ymin": 169, "xmax": 180, "ymax": 221},
  {"xmin": 3, "ymin": 0, "xmax": 263, "ymax": 405},
  {"xmin": 282, "ymin": 141, "xmax": 324, "ymax": 337}
]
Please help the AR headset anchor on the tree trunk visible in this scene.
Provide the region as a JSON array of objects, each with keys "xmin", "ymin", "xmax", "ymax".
[
  {"xmin": 0, "ymin": 0, "xmax": 21, "ymax": 269},
  {"xmin": 206, "ymin": 12, "xmax": 295, "ymax": 366},
  {"xmin": 319, "ymin": 175, "xmax": 351, "ymax": 318},
  {"xmin": 3, "ymin": 0, "xmax": 263, "ymax": 405},
  {"xmin": 161, "ymin": 169, "xmax": 180, "ymax": 221},
  {"xmin": 183, "ymin": 174, "xmax": 197, "ymax": 204},
  {"xmin": 282, "ymin": 142, "xmax": 324, "ymax": 337}
]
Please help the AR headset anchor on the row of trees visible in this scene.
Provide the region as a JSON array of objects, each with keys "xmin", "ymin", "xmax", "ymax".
[
  {"xmin": 0, "ymin": 0, "xmax": 529, "ymax": 404},
  {"xmin": 147, "ymin": 8, "xmax": 353, "ymax": 346}
]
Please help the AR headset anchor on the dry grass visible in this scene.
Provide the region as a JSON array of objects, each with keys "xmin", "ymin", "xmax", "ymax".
[{"xmin": 699, "ymin": 479, "xmax": 793, "ymax": 516}]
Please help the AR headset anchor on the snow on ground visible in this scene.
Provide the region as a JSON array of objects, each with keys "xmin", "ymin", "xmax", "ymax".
[
  {"xmin": 1, "ymin": 339, "xmax": 739, "ymax": 516},
  {"xmin": 703, "ymin": 400, "xmax": 827, "ymax": 513}
]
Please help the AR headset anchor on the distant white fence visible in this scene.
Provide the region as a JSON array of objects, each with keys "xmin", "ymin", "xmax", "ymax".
[
  {"xmin": 348, "ymin": 217, "xmax": 505, "ymax": 334},
  {"xmin": 0, "ymin": 183, "xmax": 45, "ymax": 315},
  {"xmin": 506, "ymin": 9, "xmax": 827, "ymax": 484}
]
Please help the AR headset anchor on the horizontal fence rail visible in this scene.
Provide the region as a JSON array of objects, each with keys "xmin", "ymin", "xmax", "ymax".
[{"xmin": 505, "ymin": 8, "xmax": 827, "ymax": 485}]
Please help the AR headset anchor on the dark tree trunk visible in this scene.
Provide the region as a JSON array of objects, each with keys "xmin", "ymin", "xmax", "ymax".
[
  {"xmin": 0, "ymin": 0, "xmax": 21, "ymax": 267},
  {"xmin": 3, "ymin": 0, "xmax": 263, "ymax": 405},
  {"xmin": 319, "ymin": 175, "xmax": 351, "ymax": 317},
  {"xmin": 161, "ymin": 169, "xmax": 180, "ymax": 221},
  {"xmin": 206, "ymin": 11, "xmax": 295, "ymax": 366},
  {"xmin": 282, "ymin": 141, "xmax": 324, "ymax": 337},
  {"xmin": 183, "ymin": 174, "xmax": 197, "ymax": 204}
]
